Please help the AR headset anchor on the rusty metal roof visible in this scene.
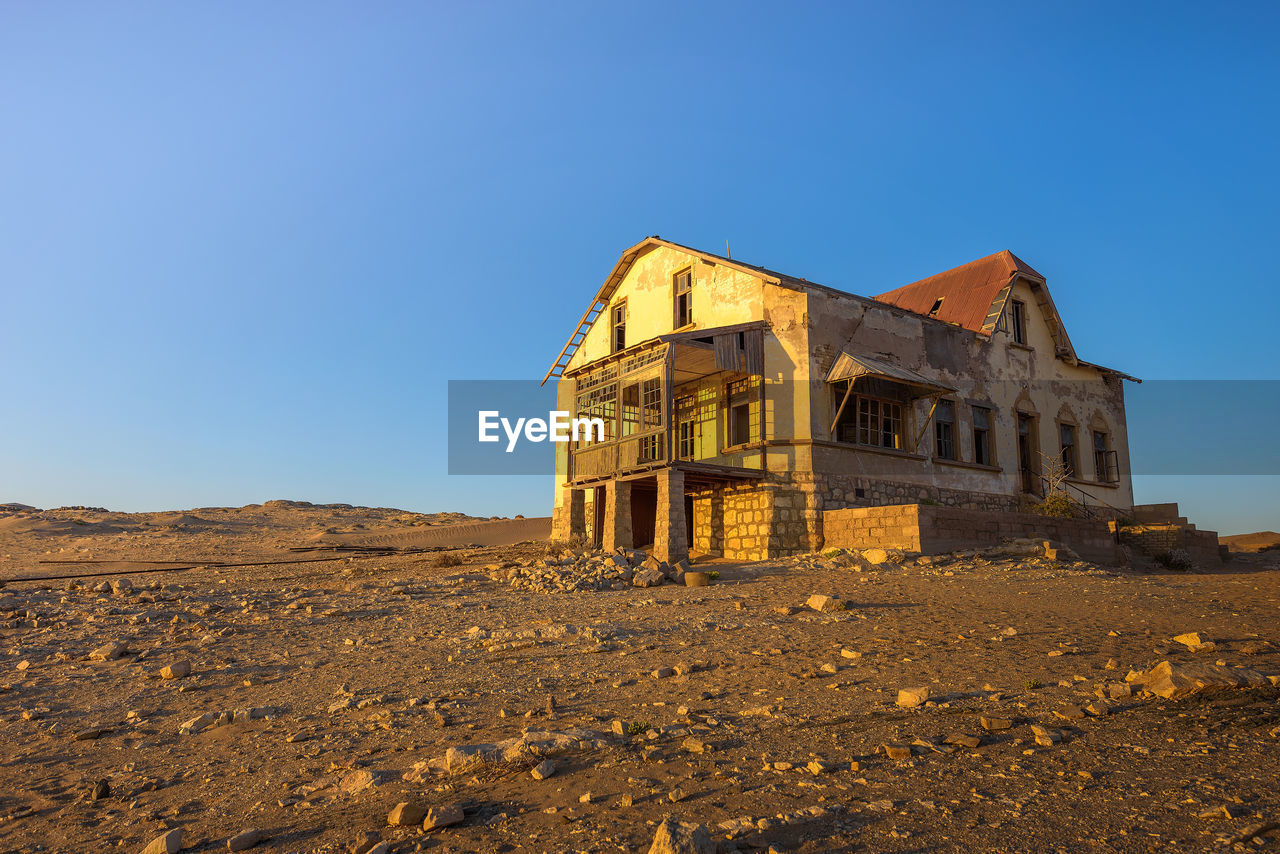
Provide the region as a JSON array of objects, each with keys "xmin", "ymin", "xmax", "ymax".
[
  {"xmin": 873, "ymin": 250, "xmax": 1043, "ymax": 335},
  {"xmin": 825, "ymin": 351, "xmax": 954, "ymax": 396}
]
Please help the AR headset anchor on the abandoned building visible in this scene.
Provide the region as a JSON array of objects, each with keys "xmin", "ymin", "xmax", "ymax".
[{"xmin": 546, "ymin": 237, "xmax": 1141, "ymax": 563}]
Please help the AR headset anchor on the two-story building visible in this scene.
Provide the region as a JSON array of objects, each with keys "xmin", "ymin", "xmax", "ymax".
[{"xmin": 546, "ymin": 237, "xmax": 1136, "ymax": 563}]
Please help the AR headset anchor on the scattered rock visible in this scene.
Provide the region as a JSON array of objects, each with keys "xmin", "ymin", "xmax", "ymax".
[
  {"xmin": 896, "ymin": 686, "xmax": 930, "ymax": 708},
  {"xmin": 160, "ymin": 661, "xmax": 191, "ymax": 680},
  {"xmin": 980, "ymin": 716, "xmax": 1013, "ymax": 731},
  {"xmin": 805, "ymin": 594, "xmax": 845, "ymax": 613},
  {"xmin": 531, "ymin": 759, "xmax": 557, "ymax": 780},
  {"xmin": 388, "ymin": 802, "xmax": 426, "ymax": 826},
  {"xmin": 90, "ymin": 640, "xmax": 129, "ymax": 661},
  {"xmin": 227, "ymin": 828, "xmax": 264, "ymax": 851},
  {"xmin": 422, "ymin": 802, "xmax": 465, "ymax": 830},
  {"xmin": 139, "ymin": 828, "xmax": 183, "ymax": 854}
]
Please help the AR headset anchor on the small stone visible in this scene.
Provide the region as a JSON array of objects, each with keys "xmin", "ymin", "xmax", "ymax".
[
  {"xmin": 682, "ymin": 737, "xmax": 708, "ymax": 754},
  {"xmin": 422, "ymin": 802, "xmax": 465, "ymax": 830},
  {"xmin": 90, "ymin": 779, "xmax": 110, "ymax": 800},
  {"xmin": 1031, "ymin": 724, "xmax": 1063, "ymax": 746},
  {"xmin": 839, "ymin": 648, "xmax": 862, "ymax": 659},
  {"xmin": 653, "ymin": 667, "xmax": 675, "ymax": 679},
  {"xmin": 90, "ymin": 640, "xmax": 129, "ymax": 661},
  {"xmin": 668, "ymin": 787, "xmax": 687, "ymax": 802},
  {"xmin": 805, "ymin": 594, "xmax": 845, "ymax": 613},
  {"xmin": 896, "ymin": 686, "xmax": 930, "ymax": 708},
  {"xmin": 351, "ymin": 831, "xmax": 381, "ymax": 854},
  {"xmin": 531, "ymin": 759, "xmax": 557, "ymax": 780},
  {"xmin": 227, "ymin": 828, "xmax": 264, "ymax": 851},
  {"xmin": 74, "ymin": 727, "xmax": 109, "ymax": 741},
  {"xmin": 943, "ymin": 733, "xmax": 981, "ymax": 749},
  {"xmin": 160, "ymin": 661, "xmax": 191, "ymax": 680},
  {"xmin": 139, "ymin": 828, "xmax": 183, "ymax": 854},
  {"xmin": 807, "ymin": 759, "xmax": 837, "ymax": 774},
  {"xmin": 1055, "ymin": 705, "xmax": 1086, "ymax": 721},
  {"xmin": 1173, "ymin": 632, "xmax": 1204, "ymax": 648},
  {"xmin": 883, "ymin": 743, "xmax": 912, "ymax": 760},
  {"xmin": 387, "ymin": 803, "xmax": 426, "ymax": 826},
  {"xmin": 980, "ymin": 716, "xmax": 1013, "ymax": 731}
]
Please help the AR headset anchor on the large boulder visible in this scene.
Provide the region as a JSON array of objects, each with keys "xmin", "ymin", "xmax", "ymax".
[
  {"xmin": 1136, "ymin": 660, "xmax": 1270, "ymax": 699},
  {"xmin": 646, "ymin": 816, "xmax": 715, "ymax": 854}
]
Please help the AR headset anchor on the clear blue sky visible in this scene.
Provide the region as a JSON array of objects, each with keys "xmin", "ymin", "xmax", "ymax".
[{"xmin": 2, "ymin": 2, "xmax": 1277, "ymax": 534}]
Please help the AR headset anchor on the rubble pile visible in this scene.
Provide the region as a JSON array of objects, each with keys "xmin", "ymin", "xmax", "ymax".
[{"xmin": 488, "ymin": 549, "xmax": 695, "ymax": 594}]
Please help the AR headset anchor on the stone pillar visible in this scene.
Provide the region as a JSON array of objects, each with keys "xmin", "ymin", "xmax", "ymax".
[
  {"xmin": 551, "ymin": 487, "xmax": 586, "ymax": 543},
  {"xmin": 603, "ymin": 479, "xmax": 633, "ymax": 552},
  {"xmin": 654, "ymin": 468, "xmax": 689, "ymax": 564}
]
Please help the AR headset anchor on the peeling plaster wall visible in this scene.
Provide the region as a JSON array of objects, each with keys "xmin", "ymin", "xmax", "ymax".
[{"xmin": 801, "ymin": 280, "xmax": 1134, "ymax": 513}]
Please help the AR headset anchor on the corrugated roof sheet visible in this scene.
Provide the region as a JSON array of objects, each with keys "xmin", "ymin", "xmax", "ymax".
[
  {"xmin": 873, "ymin": 250, "xmax": 1043, "ymax": 335},
  {"xmin": 825, "ymin": 351, "xmax": 954, "ymax": 395}
]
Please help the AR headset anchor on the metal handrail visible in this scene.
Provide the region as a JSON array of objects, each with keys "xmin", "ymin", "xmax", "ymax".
[{"xmin": 1038, "ymin": 474, "xmax": 1123, "ymax": 521}]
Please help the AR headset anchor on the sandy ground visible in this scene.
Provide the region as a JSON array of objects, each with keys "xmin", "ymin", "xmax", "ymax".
[{"xmin": 1, "ymin": 504, "xmax": 1279, "ymax": 854}]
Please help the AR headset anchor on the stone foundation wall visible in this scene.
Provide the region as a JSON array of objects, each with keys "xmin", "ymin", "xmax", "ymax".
[
  {"xmin": 689, "ymin": 476, "xmax": 812, "ymax": 560},
  {"xmin": 815, "ymin": 473, "xmax": 1020, "ymax": 514},
  {"xmin": 823, "ymin": 503, "xmax": 1125, "ymax": 564}
]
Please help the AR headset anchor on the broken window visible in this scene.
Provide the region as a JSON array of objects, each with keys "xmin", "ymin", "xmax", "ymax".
[
  {"xmin": 726, "ymin": 377, "xmax": 759, "ymax": 448},
  {"xmin": 972, "ymin": 406, "xmax": 992, "ymax": 466},
  {"xmin": 1093, "ymin": 430, "xmax": 1112, "ymax": 482},
  {"xmin": 857, "ymin": 397, "xmax": 903, "ymax": 450},
  {"xmin": 611, "ymin": 301, "xmax": 626, "ymax": 353},
  {"xmin": 1060, "ymin": 423, "xmax": 1078, "ymax": 478},
  {"xmin": 934, "ymin": 399, "xmax": 955, "ymax": 460},
  {"xmin": 928, "ymin": 297, "xmax": 944, "ymax": 317},
  {"xmin": 1010, "ymin": 299, "xmax": 1027, "ymax": 345},
  {"xmin": 674, "ymin": 269, "xmax": 692, "ymax": 328}
]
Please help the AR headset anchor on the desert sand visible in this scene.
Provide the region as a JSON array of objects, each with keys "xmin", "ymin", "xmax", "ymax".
[{"xmin": 1, "ymin": 502, "xmax": 1279, "ymax": 853}]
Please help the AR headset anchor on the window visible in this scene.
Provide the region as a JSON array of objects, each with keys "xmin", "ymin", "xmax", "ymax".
[
  {"xmin": 726, "ymin": 377, "xmax": 759, "ymax": 447},
  {"xmin": 575, "ymin": 384, "xmax": 616, "ymax": 442},
  {"xmin": 611, "ymin": 301, "xmax": 626, "ymax": 353},
  {"xmin": 640, "ymin": 378, "xmax": 662, "ymax": 429},
  {"xmin": 928, "ymin": 297, "xmax": 944, "ymax": 317},
  {"xmin": 971, "ymin": 406, "xmax": 993, "ymax": 465},
  {"xmin": 673, "ymin": 269, "xmax": 692, "ymax": 328},
  {"xmin": 934, "ymin": 399, "xmax": 955, "ymax": 459},
  {"xmin": 620, "ymin": 383, "xmax": 639, "ymax": 436},
  {"xmin": 832, "ymin": 385, "xmax": 904, "ymax": 450},
  {"xmin": 676, "ymin": 395, "xmax": 696, "ymax": 459},
  {"xmin": 1059, "ymin": 423, "xmax": 1078, "ymax": 478},
  {"xmin": 857, "ymin": 397, "xmax": 903, "ymax": 449},
  {"xmin": 1010, "ymin": 299, "xmax": 1027, "ymax": 345},
  {"xmin": 1093, "ymin": 430, "xmax": 1112, "ymax": 482}
]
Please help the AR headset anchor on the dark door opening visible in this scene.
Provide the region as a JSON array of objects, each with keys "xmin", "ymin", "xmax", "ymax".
[
  {"xmin": 630, "ymin": 481, "xmax": 657, "ymax": 550},
  {"xmin": 591, "ymin": 486, "xmax": 605, "ymax": 549},
  {"xmin": 684, "ymin": 494, "xmax": 694, "ymax": 552},
  {"xmin": 1017, "ymin": 412, "xmax": 1039, "ymax": 495}
]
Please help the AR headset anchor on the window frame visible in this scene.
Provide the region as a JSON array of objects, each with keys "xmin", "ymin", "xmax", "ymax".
[
  {"xmin": 673, "ymin": 268, "xmax": 693, "ymax": 329},
  {"xmin": 1059, "ymin": 422, "xmax": 1079, "ymax": 478},
  {"xmin": 934, "ymin": 398, "xmax": 956, "ymax": 460},
  {"xmin": 610, "ymin": 299, "xmax": 627, "ymax": 354},
  {"xmin": 1010, "ymin": 299, "xmax": 1027, "ymax": 345},
  {"xmin": 971, "ymin": 404, "xmax": 994, "ymax": 467}
]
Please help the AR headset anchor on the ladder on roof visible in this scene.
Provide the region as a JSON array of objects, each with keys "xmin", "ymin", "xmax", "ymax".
[{"xmin": 541, "ymin": 296, "xmax": 609, "ymax": 385}]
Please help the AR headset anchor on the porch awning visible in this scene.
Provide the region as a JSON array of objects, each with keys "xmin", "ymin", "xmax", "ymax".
[{"xmin": 824, "ymin": 351, "xmax": 954, "ymax": 397}]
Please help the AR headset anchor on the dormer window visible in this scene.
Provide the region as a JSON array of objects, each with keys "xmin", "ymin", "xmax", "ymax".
[
  {"xmin": 928, "ymin": 298, "xmax": 944, "ymax": 317},
  {"xmin": 1010, "ymin": 299, "xmax": 1027, "ymax": 345},
  {"xmin": 674, "ymin": 269, "xmax": 693, "ymax": 328}
]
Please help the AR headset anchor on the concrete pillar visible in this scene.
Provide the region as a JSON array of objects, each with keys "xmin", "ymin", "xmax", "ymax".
[
  {"xmin": 603, "ymin": 479, "xmax": 633, "ymax": 552},
  {"xmin": 654, "ymin": 468, "xmax": 689, "ymax": 563},
  {"xmin": 551, "ymin": 487, "xmax": 586, "ymax": 543}
]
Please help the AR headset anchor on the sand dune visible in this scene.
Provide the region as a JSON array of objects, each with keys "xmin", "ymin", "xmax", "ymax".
[{"xmin": 311, "ymin": 516, "xmax": 551, "ymax": 550}]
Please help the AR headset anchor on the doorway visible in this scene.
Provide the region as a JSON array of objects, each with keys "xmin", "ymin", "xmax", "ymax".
[
  {"xmin": 1017, "ymin": 412, "xmax": 1039, "ymax": 495},
  {"xmin": 629, "ymin": 480, "xmax": 657, "ymax": 550},
  {"xmin": 591, "ymin": 485, "xmax": 605, "ymax": 549}
]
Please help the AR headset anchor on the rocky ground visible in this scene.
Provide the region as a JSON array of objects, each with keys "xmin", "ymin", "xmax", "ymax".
[{"xmin": 2, "ymin": 505, "xmax": 1280, "ymax": 853}]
